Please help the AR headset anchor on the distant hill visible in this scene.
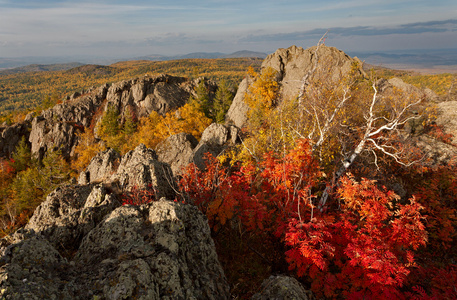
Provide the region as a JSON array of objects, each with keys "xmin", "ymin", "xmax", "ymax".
[
  {"xmin": 0, "ymin": 62, "xmax": 84, "ymax": 75},
  {"xmin": 134, "ymin": 50, "xmax": 268, "ymax": 62},
  {"xmin": 221, "ymin": 51, "xmax": 269, "ymax": 59},
  {"xmin": 349, "ymin": 48, "xmax": 457, "ymax": 72},
  {"xmin": 65, "ymin": 64, "xmax": 116, "ymax": 76}
]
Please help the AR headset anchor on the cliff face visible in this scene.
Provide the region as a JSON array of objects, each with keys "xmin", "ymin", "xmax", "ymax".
[
  {"xmin": 0, "ymin": 74, "xmax": 211, "ymax": 161},
  {"xmin": 226, "ymin": 45, "xmax": 365, "ymax": 128}
]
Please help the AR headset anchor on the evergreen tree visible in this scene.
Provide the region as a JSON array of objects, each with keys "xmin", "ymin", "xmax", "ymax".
[
  {"xmin": 213, "ymin": 80, "xmax": 234, "ymax": 123},
  {"xmin": 122, "ymin": 107, "xmax": 137, "ymax": 136},
  {"xmin": 189, "ymin": 80, "xmax": 212, "ymax": 120},
  {"xmin": 11, "ymin": 136, "xmax": 32, "ymax": 172},
  {"xmin": 99, "ymin": 104, "xmax": 120, "ymax": 137}
]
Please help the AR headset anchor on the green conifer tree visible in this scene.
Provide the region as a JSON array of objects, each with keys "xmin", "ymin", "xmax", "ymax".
[
  {"xmin": 213, "ymin": 80, "xmax": 234, "ymax": 123},
  {"xmin": 11, "ymin": 136, "xmax": 32, "ymax": 172}
]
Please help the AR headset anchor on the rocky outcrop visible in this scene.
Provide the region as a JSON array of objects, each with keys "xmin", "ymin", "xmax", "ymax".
[
  {"xmin": 112, "ymin": 144, "xmax": 175, "ymax": 198},
  {"xmin": 154, "ymin": 123, "xmax": 240, "ymax": 175},
  {"xmin": 155, "ymin": 133, "xmax": 199, "ymax": 176},
  {"xmin": 192, "ymin": 123, "xmax": 239, "ymax": 169},
  {"xmin": 0, "ymin": 230, "xmax": 73, "ymax": 299},
  {"xmin": 78, "ymin": 148, "xmax": 121, "ymax": 185},
  {"xmin": 226, "ymin": 76, "xmax": 253, "ymax": 128},
  {"xmin": 1, "ymin": 196, "xmax": 230, "ymax": 299},
  {"xmin": 252, "ymin": 275, "xmax": 314, "ymax": 300},
  {"xmin": 435, "ymin": 101, "xmax": 457, "ymax": 145},
  {"xmin": 74, "ymin": 199, "xmax": 230, "ymax": 299},
  {"xmin": 27, "ymin": 74, "xmax": 210, "ymax": 161},
  {"xmin": 226, "ymin": 45, "xmax": 365, "ymax": 129},
  {"xmin": 28, "ymin": 84, "xmax": 108, "ymax": 160},
  {"xmin": 0, "ymin": 121, "xmax": 30, "ymax": 158},
  {"xmin": 24, "ymin": 184, "xmax": 120, "ymax": 255},
  {"xmin": 262, "ymin": 45, "xmax": 365, "ymax": 102},
  {"xmin": 105, "ymin": 74, "xmax": 214, "ymax": 119},
  {"xmin": 41, "ymin": 84, "xmax": 109, "ymax": 128},
  {"xmin": 377, "ymin": 77, "xmax": 440, "ymax": 103},
  {"xmin": 29, "ymin": 115, "xmax": 80, "ymax": 160},
  {"xmin": 79, "ymin": 144, "xmax": 176, "ymax": 199}
]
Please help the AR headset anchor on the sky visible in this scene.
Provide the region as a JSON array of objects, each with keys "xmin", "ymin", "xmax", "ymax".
[{"xmin": 0, "ymin": 0, "xmax": 456, "ymax": 58}]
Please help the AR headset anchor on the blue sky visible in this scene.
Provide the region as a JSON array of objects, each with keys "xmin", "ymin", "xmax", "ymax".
[{"xmin": 0, "ymin": 0, "xmax": 456, "ymax": 58}]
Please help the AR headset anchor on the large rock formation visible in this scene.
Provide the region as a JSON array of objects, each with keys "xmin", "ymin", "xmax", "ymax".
[
  {"xmin": 106, "ymin": 74, "xmax": 189, "ymax": 118},
  {"xmin": 24, "ymin": 184, "xmax": 120, "ymax": 255},
  {"xmin": 79, "ymin": 144, "xmax": 176, "ymax": 199},
  {"xmin": 226, "ymin": 45, "xmax": 365, "ymax": 128},
  {"xmin": 28, "ymin": 84, "xmax": 108, "ymax": 160},
  {"xmin": 105, "ymin": 75, "xmax": 216, "ymax": 119},
  {"xmin": 261, "ymin": 45, "xmax": 365, "ymax": 101},
  {"xmin": 1, "ymin": 196, "xmax": 230, "ymax": 299},
  {"xmin": 155, "ymin": 123, "xmax": 240, "ymax": 175},
  {"xmin": 155, "ymin": 132, "xmax": 199, "ymax": 176},
  {"xmin": 192, "ymin": 123, "xmax": 239, "ymax": 169},
  {"xmin": 78, "ymin": 148, "xmax": 121, "ymax": 185},
  {"xmin": 27, "ymin": 74, "xmax": 209, "ymax": 160},
  {"xmin": 226, "ymin": 76, "xmax": 253, "ymax": 128}
]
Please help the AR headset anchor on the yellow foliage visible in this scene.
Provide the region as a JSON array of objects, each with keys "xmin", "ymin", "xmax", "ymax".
[
  {"xmin": 244, "ymin": 67, "xmax": 279, "ymax": 123},
  {"xmin": 72, "ymin": 130, "xmax": 106, "ymax": 172},
  {"xmin": 134, "ymin": 103, "xmax": 212, "ymax": 148},
  {"xmin": 134, "ymin": 111, "xmax": 163, "ymax": 149}
]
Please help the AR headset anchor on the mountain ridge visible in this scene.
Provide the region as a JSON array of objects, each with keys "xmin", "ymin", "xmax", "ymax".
[{"xmin": 0, "ymin": 50, "xmax": 269, "ymax": 72}]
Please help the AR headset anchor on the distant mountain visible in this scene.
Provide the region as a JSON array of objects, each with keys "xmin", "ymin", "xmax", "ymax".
[
  {"xmin": 348, "ymin": 48, "xmax": 457, "ymax": 70},
  {"xmin": 0, "ymin": 62, "xmax": 84, "ymax": 75},
  {"xmin": 65, "ymin": 64, "xmax": 116, "ymax": 76},
  {"xmin": 0, "ymin": 51, "xmax": 269, "ymax": 71},
  {"xmin": 221, "ymin": 51, "xmax": 269, "ymax": 59},
  {"xmin": 134, "ymin": 50, "xmax": 268, "ymax": 61}
]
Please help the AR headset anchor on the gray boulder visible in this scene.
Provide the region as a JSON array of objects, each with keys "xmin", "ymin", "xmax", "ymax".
[
  {"xmin": 0, "ymin": 231, "xmax": 74, "ymax": 300},
  {"xmin": 226, "ymin": 76, "xmax": 253, "ymax": 128},
  {"xmin": 155, "ymin": 132, "xmax": 199, "ymax": 176},
  {"xmin": 192, "ymin": 123, "xmax": 239, "ymax": 170},
  {"xmin": 25, "ymin": 184, "xmax": 121, "ymax": 255},
  {"xmin": 74, "ymin": 199, "xmax": 230, "ymax": 299},
  {"xmin": 0, "ymin": 197, "xmax": 230, "ymax": 299},
  {"xmin": 79, "ymin": 144, "xmax": 176, "ymax": 198},
  {"xmin": 111, "ymin": 144, "xmax": 175, "ymax": 199},
  {"xmin": 78, "ymin": 148, "xmax": 121, "ymax": 185},
  {"xmin": 155, "ymin": 123, "xmax": 240, "ymax": 176},
  {"xmin": 252, "ymin": 275, "xmax": 314, "ymax": 300}
]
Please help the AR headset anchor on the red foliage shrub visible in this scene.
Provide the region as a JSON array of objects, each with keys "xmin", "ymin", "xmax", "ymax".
[
  {"xmin": 121, "ymin": 184, "xmax": 156, "ymax": 206},
  {"xmin": 426, "ymin": 124, "xmax": 454, "ymax": 144},
  {"xmin": 285, "ymin": 175, "xmax": 427, "ymax": 298},
  {"xmin": 177, "ymin": 138, "xmax": 457, "ymax": 298}
]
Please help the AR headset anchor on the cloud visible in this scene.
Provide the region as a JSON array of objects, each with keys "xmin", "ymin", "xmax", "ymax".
[{"xmin": 239, "ymin": 19, "xmax": 457, "ymax": 43}]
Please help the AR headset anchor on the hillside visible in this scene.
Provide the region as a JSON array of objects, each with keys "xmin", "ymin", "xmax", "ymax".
[
  {"xmin": 0, "ymin": 63, "xmax": 84, "ymax": 76},
  {"xmin": 0, "ymin": 57, "xmax": 263, "ymax": 123}
]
